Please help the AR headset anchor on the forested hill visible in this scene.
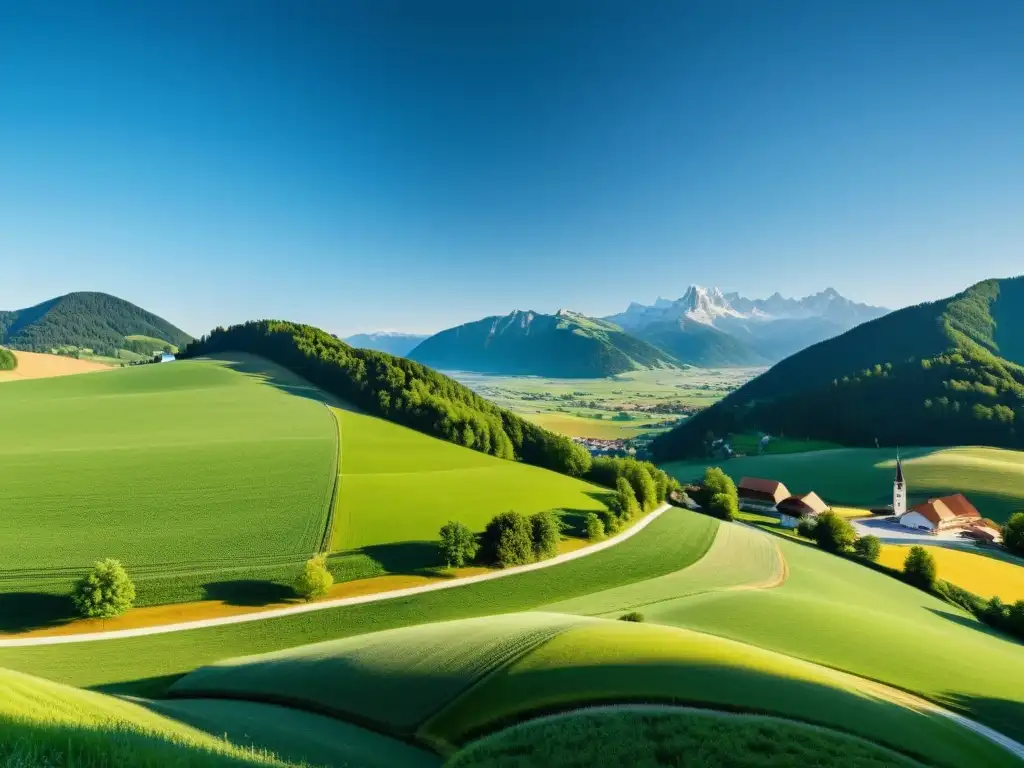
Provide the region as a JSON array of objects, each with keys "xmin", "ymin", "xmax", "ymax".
[
  {"xmin": 0, "ymin": 292, "xmax": 192, "ymax": 356},
  {"xmin": 408, "ymin": 310, "xmax": 679, "ymax": 377},
  {"xmin": 182, "ymin": 320, "xmax": 593, "ymax": 477},
  {"xmin": 652, "ymin": 277, "xmax": 1024, "ymax": 460}
]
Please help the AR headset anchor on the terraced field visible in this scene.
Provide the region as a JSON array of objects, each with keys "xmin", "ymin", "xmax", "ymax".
[
  {"xmin": 164, "ymin": 614, "xmax": 1014, "ymax": 767},
  {"xmin": 664, "ymin": 445, "xmax": 1024, "ymax": 522},
  {"xmin": 0, "ymin": 355, "xmax": 338, "ymax": 612}
]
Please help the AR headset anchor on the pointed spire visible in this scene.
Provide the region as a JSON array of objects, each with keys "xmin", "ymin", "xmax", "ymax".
[{"xmin": 895, "ymin": 449, "xmax": 904, "ymax": 484}]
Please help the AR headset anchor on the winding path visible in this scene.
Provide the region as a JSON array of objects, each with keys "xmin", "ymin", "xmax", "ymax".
[{"xmin": 0, "ymin": 504, "xmax": 673, "ymax": 648}]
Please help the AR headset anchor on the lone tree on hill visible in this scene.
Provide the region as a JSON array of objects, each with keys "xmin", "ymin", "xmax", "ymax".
[
  {"xmin": 295, "ymin": 554, "xmax": 334, "ymax": 601},
  {"xmin": 530, "ymin": 510, "xmax": 563, "ymax": 560},
  {"xmin": 903, "ymin": 546, "xmax": 938, "ymax": 590},
  {"xmin": 853, "ymin": 535, "xmax": 882, "ymax": 562},
  {"xmin": 481, "ymin": 511, "xmax": 534, "ymax": 568},
  {"xmin": 72, "ymin": 559, "xmax": 136, "ymax": 620},
  {"xmin": 438, "ymin": 520, "xmax": 479, "ymax": 568},
  {"xmin": 1003, "ymin": 512, "xmax": 1024, "ymax": 556},
  {"xmin": 812, "ymin": 512, "xmax": 858, "ymax": 553}
]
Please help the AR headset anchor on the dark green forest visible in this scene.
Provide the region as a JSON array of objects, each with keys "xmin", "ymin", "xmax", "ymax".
[
  {"xmin": 183, "ymin": 320, "xmax": 594, "ymax": 477},
  {"xmin": 0, "ymin": 348, "xmax": 15, "ymax": 371},
  {"xmin": 409, "ymin": 310, "xmax": 679, "ymax": 377},
  {"xmin": 653, "ymin": 277, "xmax": 1024, "ymax": 459},
  {"xmin": 0, "ymin": 292, "xmax": 192, "ymax": 357}
]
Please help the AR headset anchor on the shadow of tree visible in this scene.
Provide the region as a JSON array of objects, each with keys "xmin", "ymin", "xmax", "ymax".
[
  {"xmin": 92, "ymin": 673, "xmax": 186, "ymax": 698},
  {"xmin": 925, "ymin": 607, "xmax": 1023, "ymax": 644},
  {"xmin": 353, "ymin": 541, "xmax": 444, "ymax": 576},
  {"xmin": 0, "ymin": 592, "xmax": 76, "ymax": 633},
  {"xmin": 206, "ymin": 353, "xmax": 361, "ymax": 411},
  {"xmin": 202, "ymin": 580, "xmax": 297, "ymax": 607},
  {"xmin": 937, "ymin": 693, "xmax": 1024, "ymax": 749}
]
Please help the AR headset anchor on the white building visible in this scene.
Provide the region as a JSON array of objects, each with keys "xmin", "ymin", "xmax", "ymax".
[{"xmin": 892, "ymin": 454, "xmax": 907, "ymax": 516}]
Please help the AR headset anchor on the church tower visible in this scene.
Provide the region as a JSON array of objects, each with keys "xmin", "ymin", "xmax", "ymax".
[{"xmin": 893, "ymin": 452, "xmax": 907, "ymax": 516}]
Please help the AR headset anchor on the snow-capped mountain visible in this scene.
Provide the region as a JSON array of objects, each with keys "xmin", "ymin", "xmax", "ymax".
[
  {"xmin": 344, "ymin": 331, "xmax": 430, "ymax": 357},
  {"xmin": 604, "ymin": 286, "xmax": 888, "ymax": 365}
]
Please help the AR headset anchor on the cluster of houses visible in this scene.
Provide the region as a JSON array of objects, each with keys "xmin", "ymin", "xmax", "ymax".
[
  {"xmin": 572, "ymin": 436, "xmax": 632, "ymax": 457},
  {"xmin": 737, "ymin": 454, "xmax": 1003, "ymax": 544}
]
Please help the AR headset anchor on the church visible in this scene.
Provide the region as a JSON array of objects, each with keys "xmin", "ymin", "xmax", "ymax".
[{"xmin": 890, "ymin": 455, "xmax": 982, "ymax": 533}]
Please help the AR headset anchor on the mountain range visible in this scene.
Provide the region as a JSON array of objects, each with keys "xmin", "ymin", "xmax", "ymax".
[
  {"xmin": 652, "ymin": 276, "xmax": 1024, "ymax": 460},
  {"xmin": 408, "ymin": 309, "xmax": 677, "ymax": 378},
  {"xmin": 605, "ymin": 286, "xmax": 888, "ymax": 365},
  {"xmin": 0, "ymin": 292, "xmax": 192, "ymax": 358},
  {"xmin": 343, "ymin": 332, "xmax": 429, "ymax": 357}
]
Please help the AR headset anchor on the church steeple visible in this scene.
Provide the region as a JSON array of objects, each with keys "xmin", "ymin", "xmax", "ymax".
[{"xmin": 892, "ymin": 450, "xmax": 907, "ymax": 516}]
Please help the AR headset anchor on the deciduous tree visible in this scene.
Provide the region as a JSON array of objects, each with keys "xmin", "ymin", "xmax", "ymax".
[
  {"xmin": 72, "ymin": 559, "xmax": 136, "ymax": 620},
  {"xmin": 438, "ymin": 521, "xmax": 479, "ymax": 568}
]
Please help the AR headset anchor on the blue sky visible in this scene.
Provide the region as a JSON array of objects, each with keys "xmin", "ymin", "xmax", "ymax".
[{"xmin": 2, "ymin": 1, "xmax": 1022, "ymax": 337}]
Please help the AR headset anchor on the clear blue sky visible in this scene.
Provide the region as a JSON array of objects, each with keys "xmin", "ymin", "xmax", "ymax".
[{"xmin": 2, "ymin": 1, "xmax": 1022, "ymax": 337}]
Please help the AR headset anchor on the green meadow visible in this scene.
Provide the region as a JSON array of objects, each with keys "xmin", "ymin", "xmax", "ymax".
[
  {"xmin": 0, "ymin": 355, "xmax": 337, "ymax": 611},
  {"xmin": 333, "ymin": 407, "xmax": 607, "ymax": 555},
  {"xmin": 664, "ymin": 445, "xmax": 1024, "ymax": 522}
]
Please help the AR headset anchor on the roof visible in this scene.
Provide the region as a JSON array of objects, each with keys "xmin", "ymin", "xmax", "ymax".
[
  {"xmin": 895, "ymin": 457, "xmax": 904, "ymax": 484},
  {"xmin": 778, "ymin": 491, "xmax": 829, "ymax": 516},
  {"xmin": 738, "ymin": 477, "xmax": 791, "ymax": 504},
  {"xmin": 909, "ymin": 494, "xmax": 980, "ymax": 526}
]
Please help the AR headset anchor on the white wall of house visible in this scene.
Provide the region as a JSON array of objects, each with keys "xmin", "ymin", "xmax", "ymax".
[{"xmin": 898, "ymin": 511, "xmax": 935, "ymax": 532}]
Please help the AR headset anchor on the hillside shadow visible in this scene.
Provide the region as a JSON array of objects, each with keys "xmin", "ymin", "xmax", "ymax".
[
  {"xmin": 925, "ymin": 607, "xmax": 1021, "ymax": 643},
  {"xmin": 0, "ymin": 592, "xmax": 76, "ymax": 633},
  {"xmin": 938, "ymin": 693, "xmax": 1024, "ymax": 747},
  {"xmin": 202, "ymin": 580, "xmax": 297, "ymax": 607},
  {"xmin": 92, "ymin": 673, "xmax": 190, "ymax": 698},
  {"xmin": 354, "ymin": 541, "xmax": 444, "ymax": 576},
  {"xmin": 208, "ymin": 354, "xmax": 361, "ymax": 411}
]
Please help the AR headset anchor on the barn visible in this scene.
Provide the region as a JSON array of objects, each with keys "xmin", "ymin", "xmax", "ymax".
[
  {"xmin": 776, "ymin": 491, "xmax": 829, "ymax": 522},
  {"xmin": 898, "ymin": 493, "xmax": 980, "ymax": 533},
  {"xmin": 737, "ymin": 477, "xmax": 791, "ymax": 513}
]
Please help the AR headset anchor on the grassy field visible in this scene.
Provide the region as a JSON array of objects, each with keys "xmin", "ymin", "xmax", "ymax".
[
  {"xmin": 0, "ymin": 666, "xmax": 292, "ymax": 766},
  {"xmin": 447, "ymin": 708, "xmax": 925, "ymax": 768},
  {"xmin": 879, "ymin": 544, "xmax": 1024, "ymax": 603},
  {"xmin": 664, "ymin": 445, "xmax": 1024, "ymax": 522},
  {"xmin": 424, "ymin": 619, "xmax": 1008, "ymax": 767},
  {"xmin": 0, "ymin": 510, "xmax": 717, "ymax": 692},
  {"xmin": 0, "ymin": 355, "xmax": 337, "ymax": 615},
  {"xmin": 126, "ymin": 334, "xmax": 180, "ymax": 353},
  {"xmin": 729, "ymin": 432, "xmax": 843, "ymax": 456},
  {"xmin": 523, "ymin": 410, "xmax": 668, "ymax": 439},
  {"xmin": 146, "ymin": 698, "xmax": 439, "ymax": 768},
  {"xmin": 0, "ymin": 348, "xmax": 112, "ymax": 382},
  {"xmin": 332, "ymin": 408, "xmax": 608, "ymax": 558}
]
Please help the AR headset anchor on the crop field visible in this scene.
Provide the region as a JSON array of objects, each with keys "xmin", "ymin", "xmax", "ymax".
[
  {"xmin": 332, "ymin": 407, "xmax": 608, "ymax": 555},
  {"xmin": 447, "ymin": 708, "xmax": 925, "ymax": 768},
  {"xmin": 423, "ymin": 619, "xmax": 1010, "ymax": 768},
  {"xmin": 449, "ymin": 367, "xmax": 759, "ymax": 439},
  {"xmin": 0, "ymin": 355, "xmax": 337, "ymax": 612},
  {"xmin": 0, "ymin": 666, "xmax": 289, "ymax": 766},
  {"xmin": 878, "ymin": 545, "xmax": 1024, "ymax": 603},
  {"xmin": 146, "ymin": 698, "xmax": 439, "ymax": 768},
  {"xmin": 0, "ymin": 510, "xmax": 717, "ymax": 691},
  {"xmin": 0, "ymin": 349, "xmax": 111, "ymax": 382},
  {"xmin": 664, "ymin": 445, "xmax": 1024, "ymax": 522},
  {"xmin": 546, "ymin": 521, "xmax": 783, "ymax": 616}
]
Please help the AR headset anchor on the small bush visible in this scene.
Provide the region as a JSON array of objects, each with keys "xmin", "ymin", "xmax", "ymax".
[
  {"xmin": 903, "ymin": 545, "xmax": 937, "ymax": 590},
  {"xmin": 530, "ymin": 509, "xmax": 563, "ymax": 560},
  {"xmin": 1003, "ymin": 512, "xmax": 1024, "ymax": 556},
  {"xmin": 597, "ymin": 506, "xmax": 622, "ymax": 534},
  {"xmin": 853, "ymin": 535, "xmax": 882, "ymax": 562},
  {"xmin": 619, "ymin": 611, "xmax": 645, "ymax": 622},
  {"xmin": 438, "ymin": 520, "xmax": 479, "ymax": 568},
  {"xmin": 72, "ymin": 558, "xmax": 136, "ymax": 620},
  {"xmin": 585, "ymin": 512, "xmax": 605, "ymax": 541},
  {"xmin": 812, "ymin": 512, "xmax": 857, "ymax": 553},
  {"xmin": 709, "ymin": 491, "xmax": 738, "ymax": 521},
  {"xmin": 796, "ymin": 517, "xmax": 818, "ymax": 539},
  {"xmin": 481, "ymin": 511, "xmax": 534, "ymax": 568},
  {"xmin": 295, "ymin": 554, "xmax": 333, "ymax": 601}
]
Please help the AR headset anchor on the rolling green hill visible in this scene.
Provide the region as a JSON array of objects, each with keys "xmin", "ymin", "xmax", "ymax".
[
  {"xmin": 0, "ymin": 292, "xmax": 192, "ymax": 358},
  {"xmin": 408, "ymin": 309, "xmax": 679, "ymax": 378},
  {"xmin": 653, "ymin": 276, "xmax": 1024, "ymax": 459}
]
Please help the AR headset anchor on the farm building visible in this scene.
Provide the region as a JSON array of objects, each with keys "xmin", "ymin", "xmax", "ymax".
[
  {"xmin": 776, "ymin": 491, "xmax": 829, "ymax": 527},
  {"xmin": 898, "ymin": 493, "xmax": 981, "ymax": 533},
  {"xmin": 738, "ymin": 477, "xmax": 791, "ymax": 513},
  {"xmin": 156, "ymin": 352, "xmax": 176, "ymax": 363}
]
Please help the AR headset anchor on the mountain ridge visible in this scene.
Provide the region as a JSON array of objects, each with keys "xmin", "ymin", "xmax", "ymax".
[
  {"xmin": 0, "ymin": 292, "xmax": 191, "ymax": 357},
  {"xmin": 651, "ymin": 276, "xmax": 1024, "ymax": 460},
  {"xmin": 409, "ymin": 309, "xmax": 679, "ymax": 377},
  {"xmin": 344, "ymin": 332, "xmax": 429, "ymax": 357}
]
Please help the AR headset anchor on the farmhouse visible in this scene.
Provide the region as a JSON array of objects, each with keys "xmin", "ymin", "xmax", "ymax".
[
  {"xmin": 738, "ymin": 477, "xmax": 791, "ymax": 513},
  {"xmin": 898, "ymin": 493, "xmax": 981, "ymax": 533},
  {"xmin": 776, "ymin": 491, "xmax": 829, "ymax": 527}
]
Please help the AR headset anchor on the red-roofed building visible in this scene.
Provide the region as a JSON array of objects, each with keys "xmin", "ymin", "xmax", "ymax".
[
  {"xmin": 738, "ymin": 477, "xmax": 791, "ymax": 512},
  {"xmin": 898, "ymin": 493, "xmax": 981, "ymax": 533}
]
